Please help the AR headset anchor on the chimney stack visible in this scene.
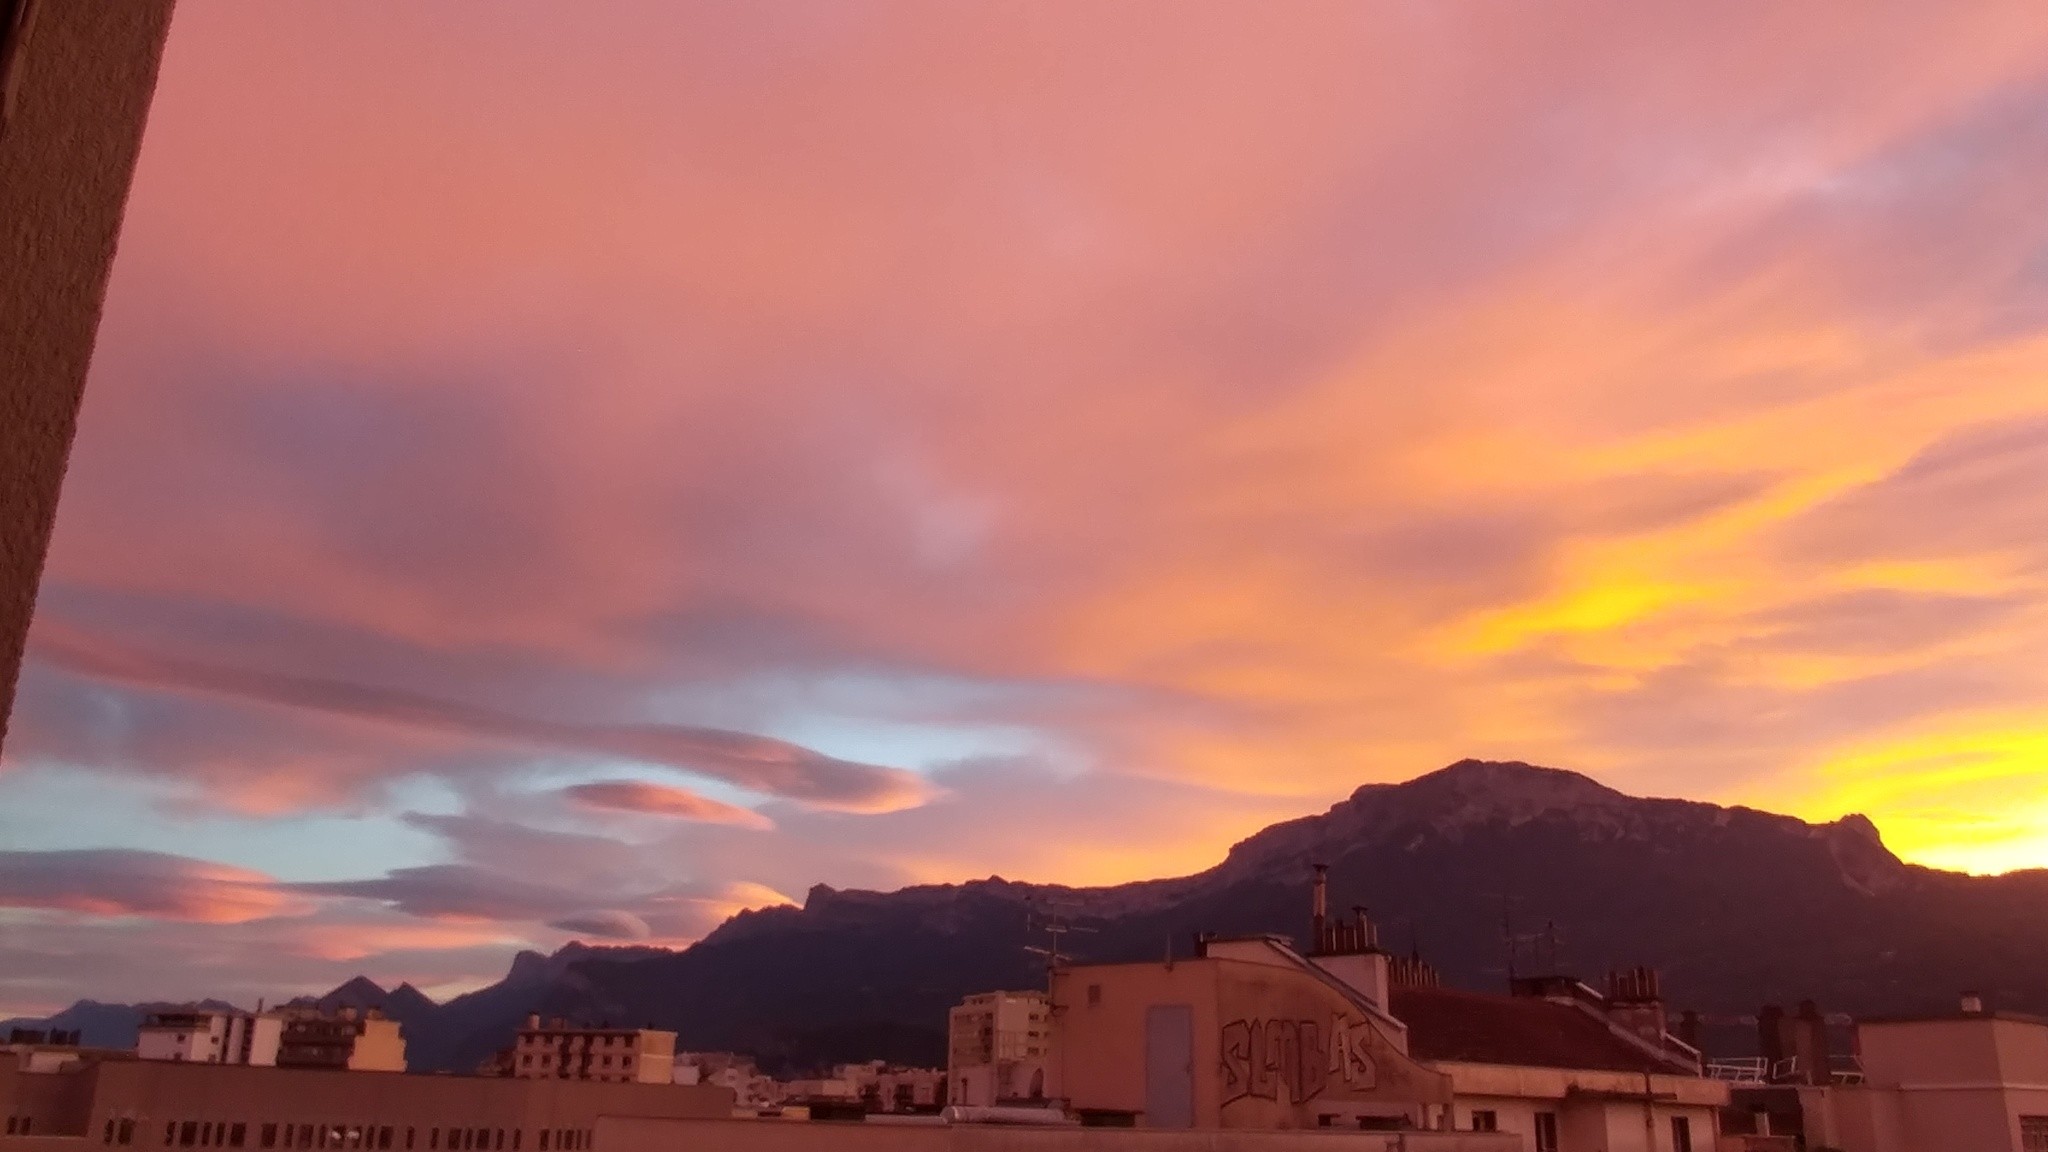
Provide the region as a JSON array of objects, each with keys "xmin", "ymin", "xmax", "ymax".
[
  {"xmin": 1790, "ymin": 999, "xmax": 1831, "ymax": 1085},
  {"xmin": 1758, "ymin": 1004, "xmax": 1788, "ymax": 1076}
]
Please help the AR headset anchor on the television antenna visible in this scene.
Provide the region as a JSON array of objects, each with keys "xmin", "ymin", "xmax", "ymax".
[{"xmin": 1022, "ymin": 900, "xmax": 1096, "ymax": 991}]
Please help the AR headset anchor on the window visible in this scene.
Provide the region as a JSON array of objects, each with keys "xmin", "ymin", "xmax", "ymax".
[
  {"xmin": 1670, "ymin": 1116, "xmax": 1693, "ymax": 1152},
  {"xmin": 1535, "ymin": 1112, "xmax": 1558, "ymax": 1152},
  {"xmin": 261, "ymin": 1124, "xmax": 278, "ymax": 1148},
  {"xmin": 106, "ymin": 1119, "xmax": 117, "ymax": 1143},
  {"xmin": 2023, "ymin": 1117, "xmax": 2048, "ymax": 1152},
  {"xmin": 167, "ymin": 1123, "xmax": 178, "ymax": 1145},
  {"xmin": 379, "ymin": 1130, "xmax": 392, "ymax": 1151},
  {"xmin": 405, "ymin": 1130, "xmax": 415, "ymax": 1151},
  {"xmin": 537, "ymin": 1133, "xmax": 547, "ymax": 1152},
  {"xmin": 1086, "ymin": 985, "xmax": 1101, "ymax": 1007},
  {"xmin": 511, "ymin": 1134, "xmax": 520, "ymax": 1152},
  {"xmin": 1469, "ymin": 1111, "xmax": 1498, "ymax": 1133},
  {"xmin": 429, "ymin": 1130, "xmax": 439, "ymax": 1151},
  {"xmin": 181, "ymin": 1121, "xmax": 199, "ymax": 1146},
  {"xmin": 299, "ymin": 1126, "xmax": 314, "ymax": 1149},
  {"xmin": 230, "ymin": 1123, "xmax": 247, "ymax": 1147},
  {"xmin": 120, "ymin": 1119, "xmax": 136, "ymax": 1145},
  {"xmin": 495, "ymin": 1131, "xmax": 505, "ymax": 1151}
]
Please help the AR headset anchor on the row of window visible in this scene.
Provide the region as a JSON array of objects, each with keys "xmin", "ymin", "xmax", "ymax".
[
  {"xmin": 5, "ymin": 1116, "xmax": 34, "ymax": 1136},
  {"xmin": 516, "ymin": 1054, "xmax": 634, "ymax": 1068},
  {"xmin": 115, "ymin": 1121, "xmax": 592, "ymax": 1152}
]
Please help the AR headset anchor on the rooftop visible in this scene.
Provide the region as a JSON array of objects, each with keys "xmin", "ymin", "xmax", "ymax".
[{"xmin": 1389, "ymin": 985, "xmax": 1686, "ymax": 1075}]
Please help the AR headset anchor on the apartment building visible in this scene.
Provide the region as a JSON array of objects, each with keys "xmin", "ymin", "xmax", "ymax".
[
  {"xmin": 275, "ymin": 1011, "xmax": 405, "ymax": 1074},
  {"xmin": 138, "ymin": 1013, "xmax": 281, "ymax": 1068},
  {"xmin": 509, "ymin": 1020, "xmax": 672, "ymax": 1086},
  {"xmin": 946, "ymin": 991, "xmax": 1052, "ymax": 1107}
]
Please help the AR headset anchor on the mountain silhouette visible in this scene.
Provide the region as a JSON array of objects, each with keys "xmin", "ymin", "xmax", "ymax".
[{"xmin": 16, "ymin": 761, "xmax": 2046, "ymax": 1075}]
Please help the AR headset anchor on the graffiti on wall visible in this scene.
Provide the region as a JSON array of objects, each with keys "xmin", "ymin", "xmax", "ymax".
[{"xmin": 1219, "ymin": 1013, "xmax": 1379, "ymax": 1104}]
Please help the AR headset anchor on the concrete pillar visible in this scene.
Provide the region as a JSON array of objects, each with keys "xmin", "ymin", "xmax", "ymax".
[{"xmin": 0, "ymin": 0, "xmax": 176, "ymax": 751}]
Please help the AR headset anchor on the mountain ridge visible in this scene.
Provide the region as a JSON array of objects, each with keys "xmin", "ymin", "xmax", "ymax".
[{"xmin": 12, "ymin": 760, "xmax": 2044, "ymax": 1075}]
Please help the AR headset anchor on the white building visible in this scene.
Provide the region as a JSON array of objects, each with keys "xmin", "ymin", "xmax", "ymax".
[
  {"xmin": 512, "ymin": 1017, "xmax": 674, "ymax": 1085},
  {"xmin": 136, "ymin": 1010, "xmax": 280, "ymax": 1067},
  {"xmin": 947, "ymin": 990, "xmax": 1052, "ymax": 1107},
  {"xmin": 671, "ymin": 1051, "xmax": 781, "ymax": 1109}
]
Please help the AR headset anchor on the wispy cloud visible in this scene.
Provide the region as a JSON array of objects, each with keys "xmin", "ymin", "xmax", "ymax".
[{"xmin": 30, "ymin": 626, "xmax": 926, "ymax": 813}]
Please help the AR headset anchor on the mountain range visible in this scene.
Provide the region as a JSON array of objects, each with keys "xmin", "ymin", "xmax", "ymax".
[{"xmin": 12, "ymin": 760, "xmax": 2047, "ymax": 1074}]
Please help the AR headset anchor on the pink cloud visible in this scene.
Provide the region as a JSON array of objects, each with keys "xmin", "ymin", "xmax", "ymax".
[
  {"xmin": 0, "ymin": 851, "xmax": 301, "ymax": 924},
  {"xmin": 562, "ymin": 780, "xmax": 772, "ymax": 830}
]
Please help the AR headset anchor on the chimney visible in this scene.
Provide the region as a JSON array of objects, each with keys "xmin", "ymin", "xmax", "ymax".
[
  {"xmin": 1758, "ymin": 1005, "xmax": 1790, "ymax": 1078},
  {"xmin": 1604, "ymin": 966, "xmax": 1670, "ymax": 1047},
  {"xmin": 1793, "ymin": 1000, "xmax": 1830, "ymax": 1085},
  {"xmin": 1310, "ymin": 864, "xmax": 1329, "ymax": 952},
  {"xmin": 525, "ymin": 1013, "xmax": 541, "ymax": 1031},
  {"xmin": 1389, "ymin": 954, "xmax": 1439, "ymax": 989},
  {"xmin": 1960, "ymin": 991, "xmax": 1985, "ymax": 1015}
]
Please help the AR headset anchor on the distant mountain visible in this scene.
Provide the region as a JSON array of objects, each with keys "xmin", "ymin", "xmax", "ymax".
[
  {"xmin": 1, "ymin": 998, "xmax": 240, "ymax": 1049},
  {"xmin": 507, "ymin": 760, "xmax": 2048, "ymax": 1075},
  {"xmin": 284, "ymin": 975, "xmax": 442, "ymax": 1045},
  {"xmin": 399, "ymin": 942, "xmax": 665, "ymax": 1074},
  {"xmin": 24, "ymin": 761, "xmax": 2048, "ymax": 1077}
]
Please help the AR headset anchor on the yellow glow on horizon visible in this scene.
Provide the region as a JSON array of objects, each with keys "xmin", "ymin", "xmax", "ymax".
[{"xmin": 1770, "ymin": 718, "xmax": 2048, "ymax": 875}]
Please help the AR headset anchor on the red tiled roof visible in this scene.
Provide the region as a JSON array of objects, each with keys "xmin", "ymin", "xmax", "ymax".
[{"xmin": 1389, "ymin": 985, "xmax": 1679, "ymax": 1074}]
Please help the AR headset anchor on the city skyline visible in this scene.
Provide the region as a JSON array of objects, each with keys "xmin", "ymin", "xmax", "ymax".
[{"xmin": 6, "ymin": 1, "xmax": 2048, "ymax": 1016}]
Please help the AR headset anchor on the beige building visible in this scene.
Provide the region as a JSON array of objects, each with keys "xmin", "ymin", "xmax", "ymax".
[
  {"xmin": 1390, "ymin": 975, "xmax": 1723, "ymax": 1152},
  {"xmin": 1045, "ymin": 871, "xmax": 1727, "ymax": 1147},
  {"xmin": 509, "ymin": 1020, "xmax": 672, "ymax": 1086},
  {"xmin": 1051, "ymin": 932, "xmax": 1454, "ymax": 1130},
  {"xmin": 0, "ymin": 1051, "xmax": 729, "ymax": 1151},
  {"xmin": 1728, "ymin": 997, "xmax": 2048, "ymax": 1152},
  {"xmin": 946, "ymin": 991, "xmax": 1052, "ymax": 1107},
  {"xmin": 275, "ymin": 1010, "xmax": 405, "ymax": 1074},
  {"xmin": 137, "ymin": 1012, "xmax": 281, "ymax": 1068}
]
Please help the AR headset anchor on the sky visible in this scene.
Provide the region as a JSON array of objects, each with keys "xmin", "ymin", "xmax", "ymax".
[{"xmin": 5, "ymin": 1, "xmax": 2048, "ymax": 1017}]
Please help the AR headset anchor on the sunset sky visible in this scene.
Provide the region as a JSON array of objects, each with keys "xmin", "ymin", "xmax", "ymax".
[{"xmin": 5, "ymin": 1, "xmax": 2048, "ymax": 1017}]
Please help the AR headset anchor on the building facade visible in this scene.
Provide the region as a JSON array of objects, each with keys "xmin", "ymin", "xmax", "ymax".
[
  {"xmin": 508, "ymin": 1020, "xmax": 672, "ymax": 1086},
  {"xmin": 0, "ymin": 0, "xmax": 176, "ymax": 756},
  {"xmin": 275, "ymin": 1011, "xmax": 405, "ymax": 1074},
  {"xmin": 0, "ymin": 1053, "xmax": 730, "ymax": 1152},
  {"xmin": 1390, "ymin": 979, "xmax": 1724, "ymax": 1152},
  {"xmin": 1051, "ymin": 932, "xmax": 1455, "ymax": 1130},
  {"xmin": 1041, "ymin": 871, "xmax": 1727, "ymax": 1147},
  {"xmin": 1726, "ymin": 998, "xmax": 2048, "ymax": 1152},
  {"xmin": 137, "ymin": 1013, "xmax": 280, "ymax": 1068},
  {"xmin": 946, "ymin": 991, "xmax": 1051, "ymax": 1107}
]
